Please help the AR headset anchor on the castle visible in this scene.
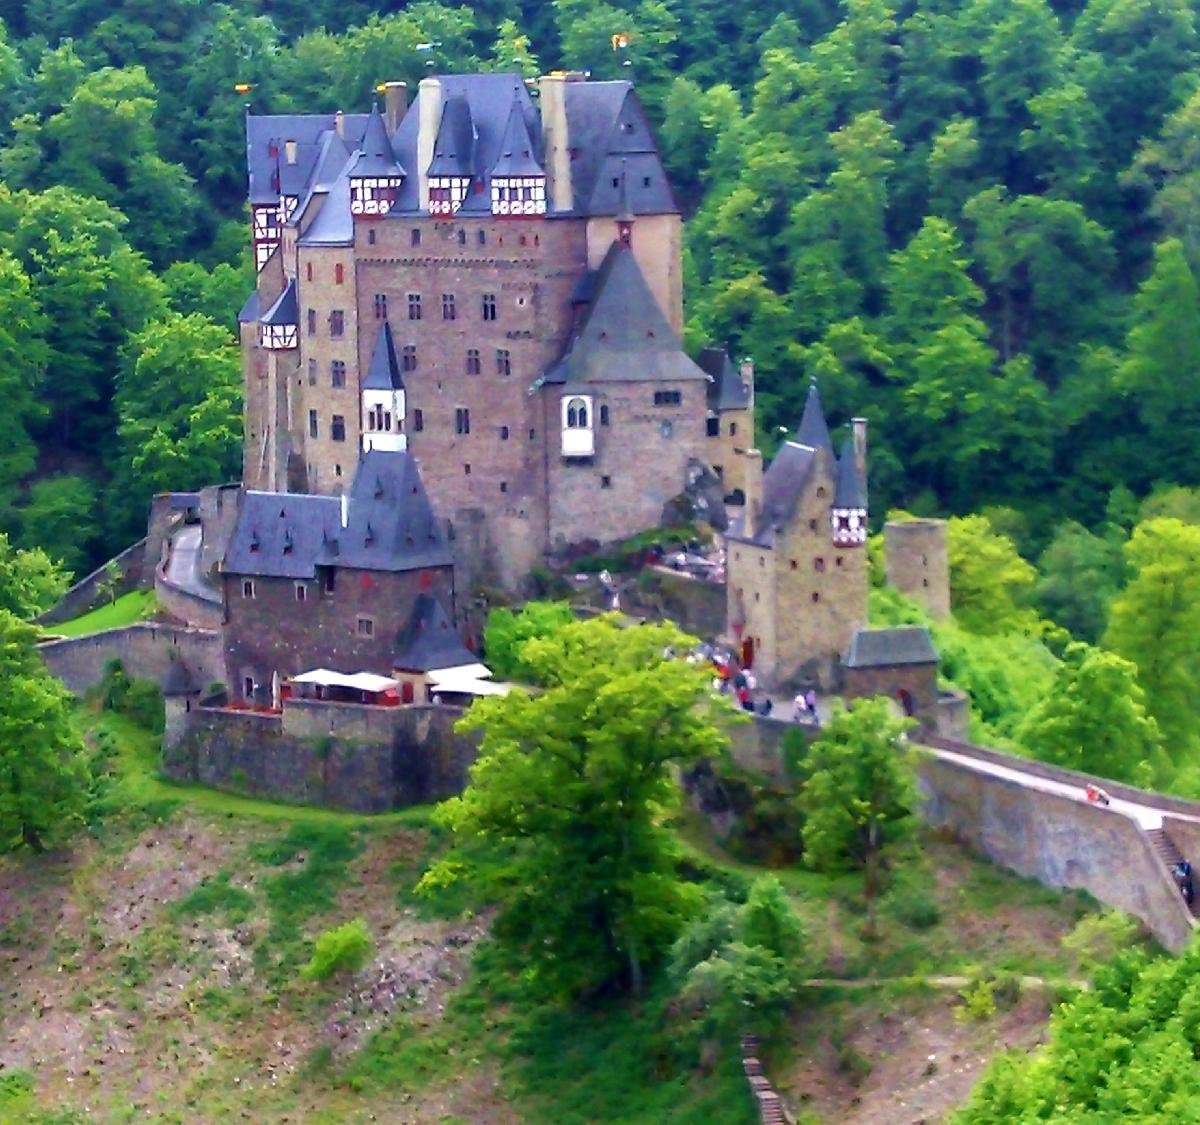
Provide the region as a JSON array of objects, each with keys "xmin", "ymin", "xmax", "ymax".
[{"xmin": 240, "ymin": 72, "xmax": 754, "ymax": 591}]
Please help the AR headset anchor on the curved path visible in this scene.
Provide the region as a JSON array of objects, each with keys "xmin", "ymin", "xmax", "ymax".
[{"xmin": 161, "ymin": 524, "xmax": 220, "ymax": 606}]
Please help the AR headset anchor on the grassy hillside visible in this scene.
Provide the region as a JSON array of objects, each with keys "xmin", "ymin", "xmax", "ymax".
[{"xmin": 0, "ymin": 709, "xmax": 1149, "ymax": 1124}]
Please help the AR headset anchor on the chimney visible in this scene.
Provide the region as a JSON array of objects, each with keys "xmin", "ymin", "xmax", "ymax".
[
  {"xmin": 851, "ymin": 417, "xmax": 868, "ymax": 483},
  {"xmin": 416, "ymin": 77, "xmax": 443, "ymax": 212},
  {"xmin": 537, "ymin": 73, "xmax": 575, "ymax": 213},
  {"xmin": 334, "ymin": 110, "xmax": 344, "ymax": 138},
  {"xmin": 284, "ymin": 139, "xmax": 297, "ymax": 165},
  {"xmin": 742, "ymin": 449, "xmax": 764, "ymax": 533},
  {"xmin": 340, "ymin": 492, "xmax": 349, "ymax": 529},
  {"xmin": 384, "ymin": 81, "xmax": 407, "ymax": 135}
]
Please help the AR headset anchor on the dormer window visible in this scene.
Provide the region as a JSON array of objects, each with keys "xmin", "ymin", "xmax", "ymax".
[
  {"xmin": 561, "ymin": 394, "xmax": 594, "ymax": 458},
  {"xmin": 491, "ymin": 176, "xmax": 546, "ymax": 217},
  {"xmin": 429, "ymin": 176, "xmax": 470, "ymax": 216},
  {"xmin": 350, "ymin": 175, "xmax": 403, "ymax": 216}
]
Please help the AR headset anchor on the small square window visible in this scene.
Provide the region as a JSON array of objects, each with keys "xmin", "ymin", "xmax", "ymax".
[
  {"xmin": 455, "ymin": 407, "xmax": 470, "ymax": 435},
  {"xmin": 500, "ymin": 481, "xmax": 508, "ymax": 493},
  {"xmin": 466, "ymin": 348, "xmax": 481, "ymax": 375},
  {"xmin": 242, "ymin": 579, "xmax": 255, "ymax": 598},
  {"xmin": 357, "ymin": 616, "xmax": 374, "ymax": 637},
  {"xmin": 464, "ymin": 463, "xmax": 471, "ymax": 475},
  {"xmin": 495, "ymin": 348, "xmax": 511, "ymax": 376},
  {"xmin": 408, "ymin": 293, "xmax": 421, "ymax": 320},
  {"xmin": 243, "ymin": 676, "xmax": 254, "ymax": 698},
  {"xmin": 482, "ymin": 293, "xmax": 497, "ymax": 321},
  {"xmin": 295, "ymin": 583, "xmax": 306, "ymax": 602},
  {"xmin": 730, "ymin": 422, "xmax": 738, "ymax": 436},
  {"xmin": 706, "ymin": 416, "xmax": 719, "ymax": 436},
  {"xmin": 809, "ymin": 519, "xmax": 818, "ymax": 531},
  {"xmin": 601, "ymin": 475, "xmax": 612, "ymax": 488},
  {"xmin": 411, "ymin": 228, "xmax": 421, "ymax": 247},
  {"xmin": 600, "ymin": 404, "xmax": 610, "ymax": 426},
  {"xmin": 413, "ymin": 409, "xmax": 424, "ymax": 432},
  {"xmin": 790, "ymin": 560, "xmax": 798, "ymax": 570},
  {"xmin": 442, "ymin": 293, "xmax": 456, "ymax": 320},
  {"xmin": 812, "ymin": 592, "xmax": 821, "ymax": 603},
  {"xmin": 374, "ymin": 293, "xmax": 388, "ymax": 319},
  {"xmin": 402, "ymin": 345, "xmax": 417, "ymax": 372},
  {"xmin": 500, "ymin": 425, "xmax": 509, "ymax": 440},
  {"xmin": 329, "ymin": 310, "xmax": 345, "ymax": 337},
  {"xmin": 331, "ymin": 414, "xmax": 346, "ymax": 442},
  {"xmin": 331, "ymin": 360, "xmax": 346, "ymax": 388},
  {"xmin": 815, "ymin": 558, "xmax": 826, "ymax": 573},
  {"xmin": 529, "ymin": 428, "xmax": 536, "ymax": 440},
  {"xmin": 368, "ymin": 228, "xmax": 377, "ymax": 245}
]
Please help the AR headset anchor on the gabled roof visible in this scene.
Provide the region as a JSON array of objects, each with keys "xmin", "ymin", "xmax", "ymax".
[
  {"xmin": 297, "ymin": 171, "xmax": 353, "ymax": 246},
  {"xmin": 834, "ymin": 433, "xmax": 867, "ymax": 510},
  {"xmin": 238, "ymin": 290, "xmax": 261, "ymax": 324},
  {"xmin": 490, "ymin": 95, "xmax": 544, "ymax": 178},
  {"xmin": 223, "ymin": 452, "xmax": 452, "ymax": 578},
  {"xmin": 394, "ymin": 593, "xmax": 475, "ymax": 672},
  {"xmin": 364, "ymin": 322, "xmax": 404, "ymax": 391},
  {"xmin": 245, "ymin": 113, "xmax": 370, "ymax": 205},
  {"xmin": 700, "ymin": 347, "xmax": 752, "ymax": 412},
  {"xmin": 796, "ymin": 381, "xmax": 833, "ymax": 453},
  {"xmin": 540, "ymin": 243, "xmax": 707, "ymax": 386},
  {"xmin": 347, "ymin": 104, "xmax": 406, "ymax": 179},
  {"xmin": 427, "ymin": 94, "xmax": 476, "ymax": 177},
  {"xmin": 260, "ymin": 278, "xmax": 298, "ymax": 326},
  {"xmin": 162, "ymin": 658, "xmax": 199, "ymax": 696},
  {"xmin": 845, "ymin": 627, "xmax": 938, "ymax": 669}
]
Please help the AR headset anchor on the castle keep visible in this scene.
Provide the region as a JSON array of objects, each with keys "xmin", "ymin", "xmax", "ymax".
[{"xmin": 239, "ymin": 72, "xmax": 753, "ymax": 588}]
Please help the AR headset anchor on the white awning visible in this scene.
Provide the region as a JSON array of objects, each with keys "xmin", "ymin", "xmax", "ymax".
[
  {"xmin": 427, "ymin": 670, "xmax": 513, "ymax": 697},
  {"xmin": 289, "ymin": 669, "xmax": 399, "ymax": 693},
  {"xmin": 426, "ymin": 662, "xmax": 493, "ymax": 680}
]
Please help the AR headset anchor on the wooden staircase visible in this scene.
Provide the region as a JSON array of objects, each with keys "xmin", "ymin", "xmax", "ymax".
[
  {"xmin": 1145, "ymin": 827, "xmax": 1200, "ymax": 918},
  {"xmin": 741, "ymin": 1035, "xmax": 790, "ymax": 1124}
]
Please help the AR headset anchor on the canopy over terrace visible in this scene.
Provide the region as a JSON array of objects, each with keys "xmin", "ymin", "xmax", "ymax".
[{"xmin": 285, "ymin": 668, "xmax": 402, "ymax": 705}]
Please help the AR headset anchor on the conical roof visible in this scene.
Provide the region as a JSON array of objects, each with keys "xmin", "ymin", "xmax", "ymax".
[
  {"xmin": 364, "ymin": 322, "xmax": 403, "ymax": 390},
  {"xmin": 260, "ymin": 278, "xmax": 298, "ymax": 326},
  {"xmin": 796, "ymin": 381, "xmax": 833, "ymax": 453},
  {"xmin": 490, "ymin": 95, "xmax": 544, "ymax": 178},
  {"xmin": 347, "ymin": 103, "xmax": 406, "ymax": 179},
  {"xmin": 834, "ymin": 432, "xmax": 867, "ymax": 509}
]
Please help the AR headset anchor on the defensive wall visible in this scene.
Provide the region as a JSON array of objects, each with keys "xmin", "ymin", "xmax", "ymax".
[
  {"xmin": 36, "ymin": 538, "xmax": 150, "ymax": 626},
  {"xmin": 154, "ymin": 566, "xmax": 224, "ymax": 631},
  {"xmin": 38, "ymin": 624, "xmax": 224, "ymax": 697},
  {"xmin": 162, "ymin": 700, "xmax": 480, "ymax": 813}
]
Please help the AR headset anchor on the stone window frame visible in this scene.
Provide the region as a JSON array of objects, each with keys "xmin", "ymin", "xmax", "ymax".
[
  {"xmin": 466, "ymin": 348, "xmax": 481, "ymax": 375},
  {"xmin": 814, "ymin": 557, "xmax": 826, "ymax": 573},
  {"xmin": 308, "ymin": 410, "xmax": 318, "ymax": 439},
  {"xmin": 455, "ymin": 407, "xmax": 471, "ymax": 435},
  {"xmin": 356, "ymin": 615, "xmax": 374, "ymax": 637},
  {"xmin": 373, "ymin": 293, "xmax": 388, "ymax": 319},
  {"xmin": 331, "ymin": 414, "xmax": 347, "ymax": 443},
  {"xmin": 329, "ymin": 310, "xmax": 345, "ymax": 337},
  {"xmin": 330, "ymin": 360, "xmax": 346, "ymax": 388},
  {"xmin": 294, "ymin": 583, "xmax": 307, "ymax": 602},
  {"xmin": 600, "ymin": 404, "xmax": 610, "ymax": 426},
  {"xmin": 653, "ymin": 389, "xmax": 682, "ymax": 406},
  {"xmin": 495, "ymin": 348, "xmax": 511, "ymax": 376},
  {"xmin": 408, "ymin": 293, "xmax": 422, "ymax": 320},
  {"xmin": 242, "ymin": 579, "xmax": 255, "ymax": 598},
  {"xmin": 601, "ymin": 475, "xmax": 612, "ymax": 489},
  {"xmin": 482, "ymin": 293, "xmax": 497, "ymax": 321},
  {"xmin": 402, "ymin": 345, "xmax": 417, "ymax": 373},
  {"xmin": 413, "ymin": 408, "xmax": 424, "ymax": 432},
  {"xmin": 500, "ymin": 424, "xmax": 509, "ymax": 440},
  {"xmin": 442, "ymin": 293, "xmax": 456, "ymax": 320}
]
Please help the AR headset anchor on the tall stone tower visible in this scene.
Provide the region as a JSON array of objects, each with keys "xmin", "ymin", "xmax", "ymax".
[
  {"xmin": 884, "ymin": 518, "xmax": 950, "ymax": 620},
  {"xmin": 725, "ymin": 384, "xmax": 869, "ymax": 689}
]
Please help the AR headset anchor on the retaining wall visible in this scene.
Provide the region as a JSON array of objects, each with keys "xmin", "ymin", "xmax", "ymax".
[
  {"xmin": 154, "ymin": 570, "xmax": 224, "ymax": 630},
  {"xmin": 38, "ymin": 624, "xmax": 224, "ymax": 696},
  {"xmin": 162, "ymin": 701, "xmax": 480, "ymax": 813},
  {"xmin": 37, "ymin": 538, "xmax": 150, "ymax": 626},
  {"xmin": 917, "ymin": 751, "xmax": 1196, "ymax": 953}
]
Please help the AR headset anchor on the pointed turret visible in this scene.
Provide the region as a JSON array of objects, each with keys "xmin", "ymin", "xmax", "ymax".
[
  {"xmin": 348, "ymin": 104, "xmax": 406, "ymax": 217},
  {"xmin": 427, "ymin": 95, "xmax": 475, "ymax": 215},
  {"xmin": 796, "ymin": 379, "xmax": 833, "ymax": 453},
  {"xmin": 259, "ymin": 278, "xmax": 298, "ymax": 349},
  {"xmin": 831, "ymin": 431, "xmax": 868, "ymax": 547},
  {"xmin": 490, "ymin": 94, "xmax": 546, "ymax": 216},
  {"xmin": 361, "ymin": 323, "xmax": 407, "ymax": 453}
]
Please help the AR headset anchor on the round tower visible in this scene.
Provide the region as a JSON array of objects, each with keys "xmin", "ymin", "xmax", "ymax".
[{"xmin": 884, "ymin": 519, "xmax": 950, "ymax": 620}]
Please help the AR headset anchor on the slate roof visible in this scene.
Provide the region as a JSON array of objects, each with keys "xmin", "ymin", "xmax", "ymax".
[
  {"xmin": 796, "ymin": 381, "xmax": 833, "ymax": 453},
  {"xmin": 297, "ymin": 170, "xmax": 353, "ymax": 246},
  {"xmin": 699, "ymin": 347, "xmax": 752, "ymax": 412},
  {"xmin": 246, "ymin": 113, "xmax": 370, "ymax": 205},
  {"xmin": 539, "ymin": 243, "xmax": 708, "ymax": 386},
  {"xmin": 246, "ymin": 73, "xmax": 675, "ymax": 222},
  {"xmin": 347, "ymin": 104, "xmax": 406, "ymax": 179},
  {"xmin": 162, "ymin": 658, "xmax": 199, "ymax": 697},
  {"xmin": 844, "ymin": 627, "xmax": 938, "ymax": 669},
  {"xmin": 427, "ymin": 94, "xmax": 476, "ymax": 177},
  {"xmin": 364, "ymin": 322, "xmax": 404, "ymax": 391},
  {"xmin": 490, "ymin": 95, "xmax": 545, "ymax": 178},
  {"xmin": 223, "ymin": 451, "xmax": 451, "ymax": 578},
  {"xmin": 260, "ymin": 278, "xmax": 298, "ymax": 326},
  {"xmin": 834, "ymin": 433, "xmax": 868, "ymax": 510},
  {"xmin": 394, "ymin": 593, "xmax": 476, "ymax": 672},
  {"xmin": 238, "ymin": 291, "xmax": 260, "ymax": 324}
]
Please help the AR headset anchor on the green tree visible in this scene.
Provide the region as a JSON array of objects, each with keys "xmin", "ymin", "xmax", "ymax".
[
  {"xmin": 421, "ymin": 615, "xmax": 727, "ymax": 998},
  {"xmin": 798, "ymin": 698, "xmax": 917, "ymax": 934},
  {"xmin": 161, "ymin": 259, "xmax": 250, "ymax": 331},
  {"xmin": 0, "ymin": 534, "xmax": 69, "ymax": 619},
  {"xmin": 481, "ymin": 600, "xmax": 575, "ymax": 681},
  {"xmin": 1118, "ymin": 239, "xmax": 1200, "ymax": 483},
  {"xmin": 0, "ymin": 248, "xmax": 48, "ymax": 520},
  {"xmin": 947, "ymin": 515, "xmax": 1039, "ymax": 635},
  {"xmin": 115, "ymin": 312, "xmax": 242, "ymax": 511},
  {"xmin": 19, "ymin": 475, "xmax": 100, "ymax": 578},
  {"xmin": 1018, "ymin": 642, "xmax": 1165, "ymax": 784},
  {"xmin": 1106, "ymin": 518, "xmax": 1200, "ymax": 752},
  {"xmin": 1034, "ymin": 520, "xmax": 1126, "ymax": 642},
  {"xmin": 0, "ymin": 610, "xmax": 88, "ymax": 851}
]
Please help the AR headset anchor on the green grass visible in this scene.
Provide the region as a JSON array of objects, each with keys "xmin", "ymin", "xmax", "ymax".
[{"xmin": 49, "ymin": 589, "xmax": 159, "ymax": 637}]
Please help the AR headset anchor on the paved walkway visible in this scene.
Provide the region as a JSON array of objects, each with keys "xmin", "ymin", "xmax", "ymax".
[{"xmin": 161, "ymin": 524, "xmax": 220, "ymax": 605}]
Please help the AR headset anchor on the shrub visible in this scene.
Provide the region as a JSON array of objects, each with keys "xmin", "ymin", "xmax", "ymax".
[
  {"xmin": 303, "ymin": 917, "xmax": 373, "ymax": 981},
  {"xmin": 956, "ymin": 977, "xmax": 997, "ymax": 1023},
  {"xmin": 97, "ymin": 660, "xmax": 164, "ymax": 732}
]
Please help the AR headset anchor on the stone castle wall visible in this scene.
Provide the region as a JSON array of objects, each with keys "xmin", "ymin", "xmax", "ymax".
[
  {"xmin": 884, "ymin": 519, "xmax": 950, "ymax": 620},
  {"xmin": 37, "ymin": 538, "xmax": 150, "ymax": 626},
  {"xmin": 39, "ymin": 624, "xmax": 224, "ymax": 697},
  {"xmin": 163, "ymin": 700, "xmax": 479, "ymax": 813}
]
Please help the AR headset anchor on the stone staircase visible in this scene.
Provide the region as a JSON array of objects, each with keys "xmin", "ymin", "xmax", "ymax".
[
  {"xmin": 741, "ymin": 1035, "xmax": 791, "ymax": 1124},
  {"xmin": 1145, "ymin": 827, "xmax": 1200, "ymax": 917}
]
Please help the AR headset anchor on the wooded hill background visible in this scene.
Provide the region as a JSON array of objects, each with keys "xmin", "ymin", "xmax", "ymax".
[{"xmin": 0, "ymin": 0, "xmax": 1195, "ymax": 581}]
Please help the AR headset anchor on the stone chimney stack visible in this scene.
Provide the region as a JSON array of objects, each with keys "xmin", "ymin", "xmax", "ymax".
[
  {"xmin": 537, "ymin": 72, "xmax": 581, "ymax": 214},
  {"xmin": 334, "ymin": 110, "xmax": 345, "ymax": 138},
  {"xmin": 416, "ymin": 77, "xmax": 442, "ymax": 212},
  {"xmin": 384, "ymin": 81, "xmax": 407, "ymax": 135},
  {"xmin": 851, "ymin": 417, "xmax": 868, "ymax": 483}
]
